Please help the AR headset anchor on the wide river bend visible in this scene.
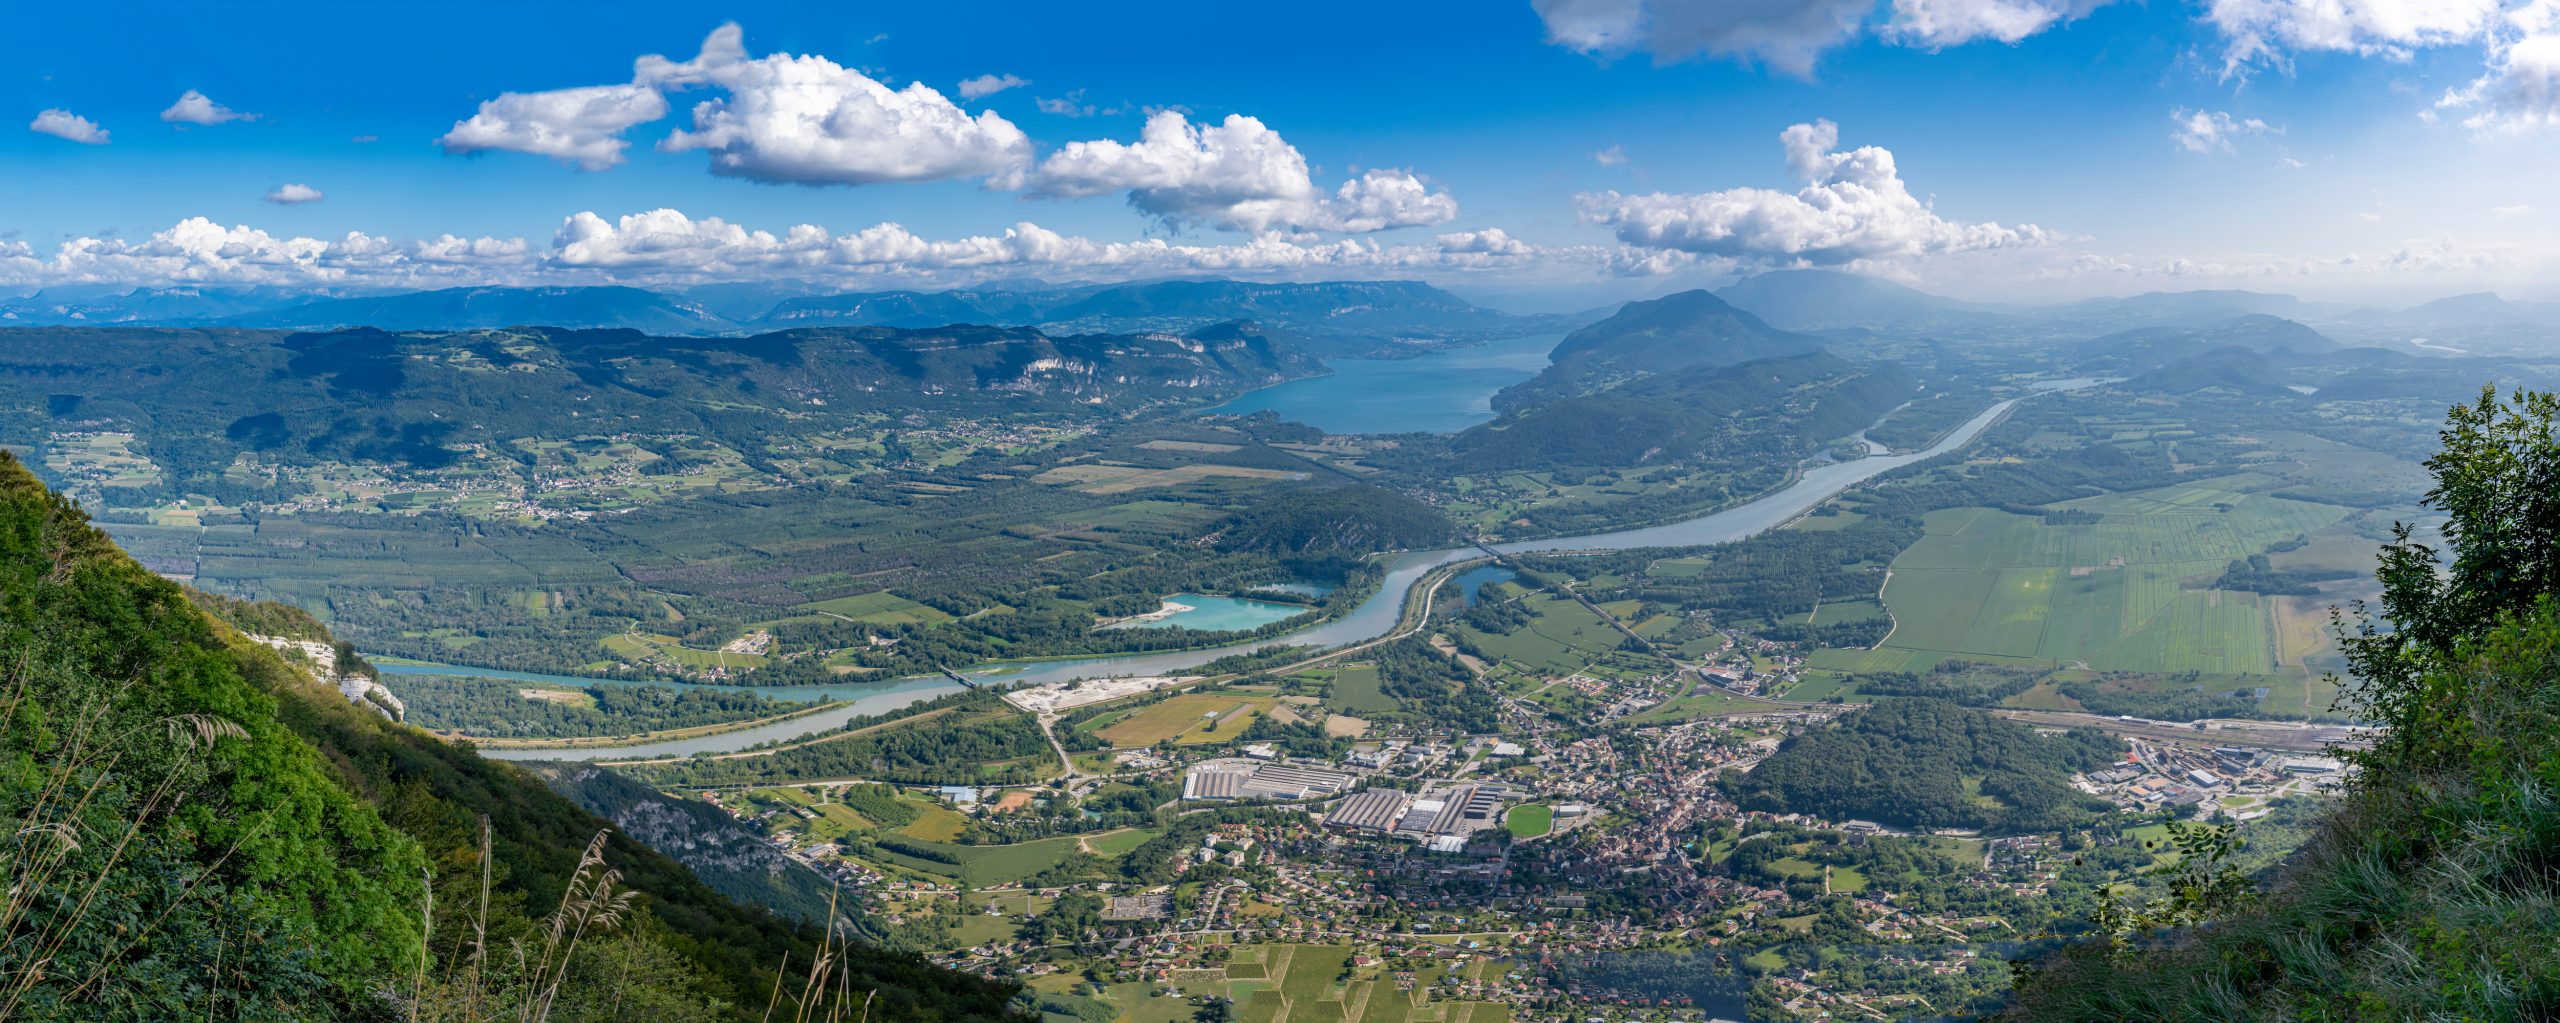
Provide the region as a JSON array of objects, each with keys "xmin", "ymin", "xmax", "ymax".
[{"xmin": 402, "ymin": 397, "xmax": 2020, "ymax": 760}]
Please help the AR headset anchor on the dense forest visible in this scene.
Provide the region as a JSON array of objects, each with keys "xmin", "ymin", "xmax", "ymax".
[
  {"xmin": 1726, "ymin": 698, "xmax": 2121, "ymax": 832},
  {"xmin": 390, "ymin": 674, "xmax": 802, "ymax": 738}
]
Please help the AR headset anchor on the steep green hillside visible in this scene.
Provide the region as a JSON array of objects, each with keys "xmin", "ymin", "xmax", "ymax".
[
  {"xmin": 0, "ymin": 458, "xmax": 423, "ymax": 1018},
  {"xmin": 2004, "ymin": 387, "xmax": 2560, "ymax": 1020},
  {"xmin": 0, "ymin": 451, "xmax": 1023, "ymax": 1022}
]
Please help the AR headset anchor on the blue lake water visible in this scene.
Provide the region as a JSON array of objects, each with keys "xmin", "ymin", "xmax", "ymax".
[
  {"xmin": 1206, "ymin": 332, "xmax": 1562, "ymax": 434},
  {"xmin": 1108, "ymin": 594, "xmax": 1310, "ymax": 631},
  {"xmin": 1447, "ymin": 564, "xmax": 1520, "ymax": 606},
  {"xmin": 1246, "ymin": 581, "xmax": 1336, "ymax": 599}
]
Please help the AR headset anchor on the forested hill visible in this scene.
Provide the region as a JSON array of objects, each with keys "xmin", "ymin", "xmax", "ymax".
[
  {"xmin": 0, "ymin": 451, "xmax": 1023, "ymax": 1022},
  {"xmin": 1726, "ymin": 698, "xmax": 2121, "ymax": 832},
  {"xmin": 1452, "ymin": 351, "xmax": 1917, "ymax": 472},
  {"xmin": 1494, "ymin": 289, "xmax": 1819, "ymax": 411},
  {"xmin": 0, "ymin": 320, "xmax": 1315, "ymax": 486}
]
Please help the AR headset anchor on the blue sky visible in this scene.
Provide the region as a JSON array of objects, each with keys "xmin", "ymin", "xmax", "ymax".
[{"xmin": 6, "ymin": 0, "xmax": 2558, "ymax": 308}]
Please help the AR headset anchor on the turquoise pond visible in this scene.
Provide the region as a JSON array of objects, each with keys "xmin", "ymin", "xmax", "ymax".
[
  {"xmin": 1246, "ymin": 581, "xmax": 1336, "ymax": 598},
  {"xmin": 1447, "ymin": 564, "xmax": 1519, "ymax": 606},
  {"xmin": 1204, "ymin": 332, "xmax": 1561, "ymax": 434},
  {"xmin": 1107, "ymin": 594, "xmax": 1311, "ymax": 631}
]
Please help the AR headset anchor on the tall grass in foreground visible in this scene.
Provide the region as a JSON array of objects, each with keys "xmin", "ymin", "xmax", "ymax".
[
  {"xmin": 408, "ymin": 818, "xmax": 884, "ymax": 1023},
  {"xmin": 0, "ymin": 677, "xmax": 249, "ymax": 1017}
]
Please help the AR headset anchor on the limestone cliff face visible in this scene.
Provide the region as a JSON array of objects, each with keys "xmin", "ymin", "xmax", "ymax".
[{"xmin": 247, "ymin": 633, "xmax": 407, "ymax": 721}]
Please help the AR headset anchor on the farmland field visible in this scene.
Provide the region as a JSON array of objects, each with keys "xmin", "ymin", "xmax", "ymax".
[
  {"xmin": 1867, "ymin": 484, "xmax": 2351, "ymax": 675},
  {"xmin": 1087, "ymin": 692, "xmax": 1280, "ymax": 746},
  {"xmin": 1211, "ymin": 944, "xmax": 1505, "ymax": 1023},
  {"xmin": 1322, "ymin": 663, "xmax": 1399, "ymax": 714},
  {"xmin": 1452, "ymin": 592, "xmax": 1663, "ymax": 682},
  {"xmin": 792, "ymin": 590, "xmax": 955, "ymax": 625}
]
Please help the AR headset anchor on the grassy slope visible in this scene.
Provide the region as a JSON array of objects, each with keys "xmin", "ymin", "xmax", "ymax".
[
  {"xmin": 0, "ymin": 455, "xmax": 425, "ymax": 1017},
  {"xmin": 0, "ymin": 452, "xmax": 1024, "ymax": 1023}
]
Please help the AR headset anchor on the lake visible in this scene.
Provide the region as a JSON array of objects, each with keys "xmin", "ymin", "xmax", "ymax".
[
  {"xmin": 1448, "ymin": 564, "xmax": 1520, "ymax": 606},
  {"xmin": 1205, "ymin": 332, "xmax": 1561, "ymax": 434}
]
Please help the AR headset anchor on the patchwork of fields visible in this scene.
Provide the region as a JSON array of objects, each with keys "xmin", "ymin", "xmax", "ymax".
[
  {"xmin": 1863, "ymin": 483, "xmax": 2353, "ymax": 676},
  {"xmin": 1228, "ymin": 944, "xmax": 1510, "ymax": 1023}
]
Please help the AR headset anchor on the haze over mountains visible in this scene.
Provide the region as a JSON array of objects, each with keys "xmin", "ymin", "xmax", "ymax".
[
  {"xmin": 0, "ymin": 278, "xmax": 1584, "ymax": 357},
  {"xmin": 10, "ymin": 270, "xmax": 2557, "ymax": 353}
]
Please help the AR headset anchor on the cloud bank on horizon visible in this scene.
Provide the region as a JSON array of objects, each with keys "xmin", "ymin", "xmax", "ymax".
[{"xmin": 8, "ymin": 1, "xmax": 2559, "ymax": 300}]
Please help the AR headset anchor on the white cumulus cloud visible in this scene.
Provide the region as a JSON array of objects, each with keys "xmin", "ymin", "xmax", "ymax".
[
  {"xmin": 1576, "ymin": 119, "xmax": 2051, "ymax": 266},
  {"xmin": 2436, "ymin": 1, "xmax": 2560, "ymax": 132},
  {"xmin": 1437, "ymin": 228, "xmax": 1537, "ymax": 256},
  {"xmin": 957, "ymin": 73, "xmax": 1030, "ymax": 100},
  {"xmin": 1323, "ymin": 169, "xmax": 1462, "ymax": 232},
  {"xmin": 2205, "ymin": 0, "xmax": 2502, "ymax": 77},
  {"xmin": 0, "ymin": 208, "xmax": 1649, "ymax": 291},
  {"xmin": 437, "ymin": 83, "xmax": 669, "ymax": 170},
  {"xmin": 264, "ymin": 183, "xmax": 325, "ymax": 204},
  {"xmin": 30, "ymin": 109, "xmax": 109, "ymax": 145},
  {"xmin": 651, "ymin": 25, "xmax": 1032, "ymax": 185},
  {"xmin": 160, "ymin": 90, "xmax": 254, "ymax": 125},
  {"xmin": 0, "ymin": 217, "xmax": 531, "ymax": 287},
  {"xmin": 1015, "ymin": 111, "xmax": 1455, "ymax": 233},
  {"xmin": 1883, "ymin": 0, "xmax": 2120, "ymax": 47},
  {"xmin": 435, "ymin": 23, "xmax": 1031, "ymax": 185}
]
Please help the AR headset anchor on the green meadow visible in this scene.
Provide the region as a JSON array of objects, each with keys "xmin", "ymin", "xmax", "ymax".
[{"xmin": 1866, "ymin": 483, "xmax": 2350, "ymax": 675}]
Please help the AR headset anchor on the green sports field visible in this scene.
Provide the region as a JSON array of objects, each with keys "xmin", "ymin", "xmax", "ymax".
[{"xmin": 1866, "ymin": 483, "xmax": 2351, "ymax": 675}]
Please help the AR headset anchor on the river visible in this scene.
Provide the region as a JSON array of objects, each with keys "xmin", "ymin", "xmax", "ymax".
[{"xmin": 454, "ymin": 396, "xmax": 2022, "ymax": 761}]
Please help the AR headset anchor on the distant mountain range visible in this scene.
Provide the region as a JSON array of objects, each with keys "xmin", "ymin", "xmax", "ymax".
[
  {"xmin": 2071, "ymin": 314, "xmax": 2342, "ymax": 376},
  {"xmin": 7, "ymin": 271, "xmax": 2555, "ymax": 364},
  {"xmin": 1714, "ymin": 270, "xmax": 2013, "ymax": 331},
  {"xmin": 1708, "ymin": 269, "xmax": 2560, "ymax": 341},
  {"xmin": 2362, "ymin": 292, "xmax": 2560, "ymax": 328},
  {"xmin": 0, "ymin": 278, "xmax": 1587, "ymax": 357}
]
